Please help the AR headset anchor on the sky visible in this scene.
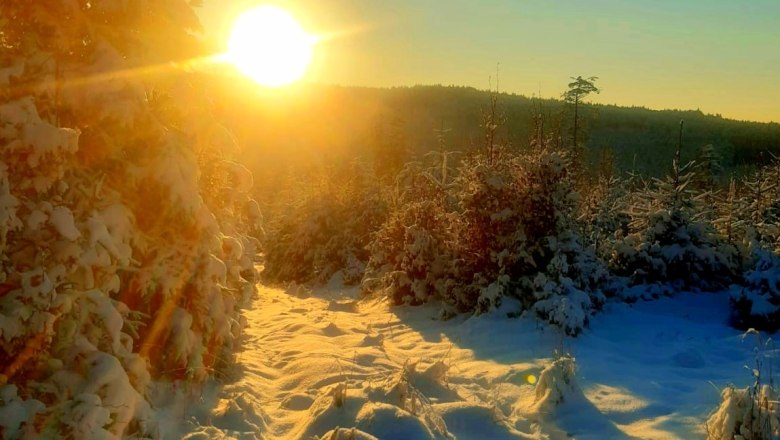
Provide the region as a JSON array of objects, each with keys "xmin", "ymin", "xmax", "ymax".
[{"xmin": 201, "ymin": 0, "xmax": 780, "ymax": 123}]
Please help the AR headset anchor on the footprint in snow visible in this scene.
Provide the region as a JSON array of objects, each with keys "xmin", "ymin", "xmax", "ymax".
[
  {"xmin": 328, "ymin": 300, "xmax": 358, "ymax": 313},
  {"xmin": 280, "ymin": 393, "xmax": 315, "ymax": 411},
  {"xmin": 671, "ymin": 349, "xmax": 705, "ymax": 369},
  {"xmin": 360, "ymin": 334, "xmax": 384, "ymax": 347}
]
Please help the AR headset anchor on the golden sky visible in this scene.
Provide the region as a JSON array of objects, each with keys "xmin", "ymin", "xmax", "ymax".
[{"xmin": 202, "ymin": 1, "xmax": 780, "ymax": 123}]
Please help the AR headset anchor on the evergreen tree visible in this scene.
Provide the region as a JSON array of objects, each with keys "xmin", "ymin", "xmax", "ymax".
[
  {"xmin": 611, "ymin": 155, "xmax": 739, "ymax": 292},
  {"xmin": 694, "ymin": 144, "xmax": 723, "ymax": 190},
  {"xmin": 0, "ymin": 2, "xmax": 260, "ymax": 436},
  {"xmin": 713, "ymin": 178, "xmax": 747, "ymax": 250},
  {"xmin": 562, "ymin": 76, "xmax": 600, "ymax": 149},
  {"xmin": 372, "ymin": 114, "xmax": 410, "ymax": 179},
  {"xmin": 742, "ymin": 167, "xmax": 778, "ymax": 250}
]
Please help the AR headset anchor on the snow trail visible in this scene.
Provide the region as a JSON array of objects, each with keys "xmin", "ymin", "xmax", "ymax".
[{"xmin": 176, "ymin": 285, "xmax": 755, "ymax": 440}]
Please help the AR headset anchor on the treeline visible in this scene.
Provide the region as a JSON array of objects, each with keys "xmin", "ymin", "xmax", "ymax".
[
  {"xmin": 213, "ymin": 83, "xmax": 780, "ymax": 195},
  {"xmin": 590, "ymin": 104, "xmax": 780, "ymax": 175}
]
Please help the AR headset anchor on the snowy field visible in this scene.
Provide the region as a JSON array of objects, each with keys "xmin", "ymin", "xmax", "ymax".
[{"xmin": 162, "ymin": 282, "xmax": 763, "ymax": 440}]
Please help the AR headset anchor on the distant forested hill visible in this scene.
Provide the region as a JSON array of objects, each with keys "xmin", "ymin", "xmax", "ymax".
[{"xmin": 213, "ymin": 82, "xmax": 780, "ymax": 188}]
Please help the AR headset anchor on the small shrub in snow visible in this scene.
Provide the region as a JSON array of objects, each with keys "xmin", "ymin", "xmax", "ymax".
[
  {"xmin": 707, "ymin": 331, "xmax": 779, "ymax": 440},
  {"xmin": 533, "ymin": 354, "xmax": 579, "ymax": 413},
  {"xmin": 366, "ymin": 360, "xmax": 450, "ymax": 438},
  {"xmin": 706, "ymin": 385, "xmax": 779, "ymax": 440}
]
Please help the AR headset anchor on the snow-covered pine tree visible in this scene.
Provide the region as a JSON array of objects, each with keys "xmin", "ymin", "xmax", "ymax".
[
  {"xmin": 365, "ymin": 143, "xmax": 608, "ymax": 335},
  {"xmin": 728, "ymin": 161, "xmax": 780, "ymax": 332},
  {"xmin": 743, "ymin": 161, "xmax": 780, "ymax": 252},
  {"xmin": 510, "ymin": 146, "xmax": 608, "ymax": 335},
  {"xmin": 0, "ymin": 1, "xmax": 259, "ymax": 437},
  {"xmin": 713, "ymin": 178, "xmax": 747, "ymax": 252},
  {"xmin": 453, "ymin": 147, "xmax": 530, "ymax": 310},
  {"xmin": 729, "ymin": 249, "xmax": 780, "ymax": 332},
  {"xmin": 362, "ymin": 156, "xmax": 459, "ymax": 306},
  {"xmin": 611, "ymin": 151, "xmax": 739, "ymax": 293},
  {"xmin": 363, "ymin": 197, "xmax": 458, "ymax": 307},
  {"xmin": 694, "ymin": 144, "xmax": 723, "ymax": 191},
  {"xmin": 263, "ymin": 162, "xmax": 386, "ymax": 286},
  {"xmin": 579, "ymin": 152, "xmax": 630, "ymax": 263}
]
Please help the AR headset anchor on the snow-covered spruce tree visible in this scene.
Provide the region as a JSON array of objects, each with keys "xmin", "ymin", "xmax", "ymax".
[
  {"xmin": 579, "ymin": 149, "xmax": 631, "ymax": 264},
  {"xmin": 506, "ymin": 146, "xmax": 608, "ymax": 335},
  {"xmin": 706, "ymin": 331, "xmax": 779, "ymax": 440},
  {"xmin": 365, "ymin": 144, "xmax": 608, "ymax": 335},
  {"xmin": 263, "ymin": 163, "xmax": 387, "ymax": 285},
  {"xmin": 729, "ymin": 249, "xmax": 780, "ymax": 332},
  {"xmin": 0, "ymin": 2, "xmax": 259, "ymax": 437},
  {"xmin": 362, "ymin": 159, "xmax": 460, "ymax": 306},
  {"xmin": 713, "ymin": 178, "xmax": 749, "ymax": 257},
  {"xmin": 610, "ymin": 153, "xmax": 740, "ymax": 294},
  {"xmin": 742, "ymin": 164, "xmax": 780, "ymax": 252},
  {"xmin": 364, "ymin": 148, "xmax": 530, "ymax": 311},
  {"xmin": 363, "ymin": 198, "xmax": 459, "ymax": 307},
  {"xmin": 694, "ymin": 144, "xmax": 724, "ymax": 191},
  {"xmin": 452, "ymin": 148, "xmax": 530, "ymax": 311},
  {"xmin": 728, "ymin": 163, "xmax": 780, "ymax": 332}
]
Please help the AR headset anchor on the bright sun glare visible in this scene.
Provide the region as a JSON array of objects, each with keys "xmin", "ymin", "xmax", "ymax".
[{"xmin": 226, "ymin": 5, "xmax": 315, "ymax": 87}]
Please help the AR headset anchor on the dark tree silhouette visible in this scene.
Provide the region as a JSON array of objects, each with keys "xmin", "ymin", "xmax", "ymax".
[{"xmin": 563, "ymin": 76, "xmax": 600, "ymax": 148}]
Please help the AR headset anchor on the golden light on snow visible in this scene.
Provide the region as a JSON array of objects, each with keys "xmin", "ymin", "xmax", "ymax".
[
  {"xmin": 226, "ymin": 5, "xmax": 316, "ymax": 87},
  {"xmin": 527, "ymin": 374, "xmax": 537, "ymax": 385}
]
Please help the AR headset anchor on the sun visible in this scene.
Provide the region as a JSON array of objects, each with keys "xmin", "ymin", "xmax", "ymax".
[{"xmin": 226, "ymin": 5, "xmax": 316, "ymax": 87}]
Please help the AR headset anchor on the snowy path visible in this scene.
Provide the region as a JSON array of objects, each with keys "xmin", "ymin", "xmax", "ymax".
[{"xmin": 176, "ymin": 285, "xmax": 756, "ymax": 440}]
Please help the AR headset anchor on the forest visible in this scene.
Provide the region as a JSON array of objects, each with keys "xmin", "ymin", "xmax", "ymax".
[{"xmin": 213, "ymin": 83, "xmax": 780, "ymax": 194}]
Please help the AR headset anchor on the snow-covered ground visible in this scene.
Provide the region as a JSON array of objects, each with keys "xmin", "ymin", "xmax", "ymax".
[{"xmin": 165, "ymin": 282, "xmax": 762, "ymax": 439}]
